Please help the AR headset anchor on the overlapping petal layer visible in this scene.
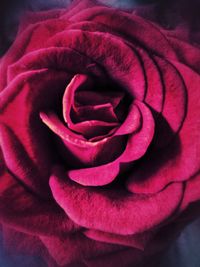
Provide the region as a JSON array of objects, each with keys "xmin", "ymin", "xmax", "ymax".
[
  {"xmin": 67, "ymin": 100, "xmax": 154, "ymax": 186},
  {"xmin": 50, "ymin": 167, "xmax": 184, "ymax": 235},
  {"xmin": 127, "ymin": 62, "xmax": 200, "ymax": 194},
  {"xmin": 0, "ymin": 1, "xmax": 200, "ymax": 267}
]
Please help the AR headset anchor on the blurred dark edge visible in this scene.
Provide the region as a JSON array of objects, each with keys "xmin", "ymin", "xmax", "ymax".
[{"xmin": 159, "ymin": 217, "xmax": 200, "ymax": 267}]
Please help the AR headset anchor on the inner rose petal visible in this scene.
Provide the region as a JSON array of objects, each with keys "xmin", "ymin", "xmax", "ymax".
[
  {"xmin": 75, "ymin": 90, "xmax": 124, "ymax": 108},
  {"xmin": 40, "ymin": 95, "xmax": 142, "ymax": 170},
  {"xmin": 67, "ymin": 101, "xmax": 154, "ymax": 186},
  {"xmin": 62, "ymin": 74, "xmax": 128, "ymax": 139},
  {"xmin": 63, "ymin": 120, "xmax": 120, "ymax": 140},
  {"xmin": 71, "ymin": 103, "xmax": 118, "ymax": 123},
  {"xmin": 40, "ymin": 112, "xmax": 126, "ymax": 167}
]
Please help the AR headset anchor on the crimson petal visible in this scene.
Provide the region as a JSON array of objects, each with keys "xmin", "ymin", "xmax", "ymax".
[
  {"xmin": 127, "ymin": 62, "xmax": 200, "ymax": 194},
  {"xmin": 40, "ymin": 112, "xmax": 125, "ymax": 167},
  {"xmin": 50, "ymin": 167, "xmax": 183, "ymax": 235},
  {"xmin": 67, "ymin": 101, "xmax": 154, "ymax": 186}
]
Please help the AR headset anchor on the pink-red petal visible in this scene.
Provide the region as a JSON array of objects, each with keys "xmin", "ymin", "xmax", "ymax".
[
  {"xmin": 40, "ymin": 112, "xmax": 125, "ymax": 167},
  {"xmin": 50, "ymin": 167, "xmax": 183, "ymax": 235},
  {"xmin": 127, "ymin": 62, "xmax": 200, "ymax": 194},
  {"xmin": 67, "ymin": 101, "xmax": 154, "ymax": 186}
]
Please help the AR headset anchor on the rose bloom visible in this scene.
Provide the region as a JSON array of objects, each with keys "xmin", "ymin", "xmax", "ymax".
[{"xmin": 0, "ymin": 0, "xmax": 200, "ymax": 266}]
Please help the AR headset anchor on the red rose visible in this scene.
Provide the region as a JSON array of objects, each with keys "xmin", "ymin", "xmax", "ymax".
[{"xmin": 0, "ymin": 0, "xmax": 200, "ymax": 266}]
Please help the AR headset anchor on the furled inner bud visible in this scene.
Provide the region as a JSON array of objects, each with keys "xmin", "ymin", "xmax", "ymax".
[
  {"xmin": 40, "ymin": 74, "xmax": 132, "ymax": 168},
  {"xmin": 62, "ymin": 74, "xmax": 128, "ymax": 140}
]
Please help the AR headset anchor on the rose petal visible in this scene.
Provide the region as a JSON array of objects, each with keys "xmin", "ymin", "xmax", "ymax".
[
  {"xmin": 134, "ymin": 47, "xmax": 164, "ymax": 113},
  {"xmin": 87, "ymin": 102, "xmax": 142, "ymax": 141},
  {"xmin": 0, "ymin": 20, "xmax": 68, "ymax": 91},
  {"xmin": 67, "ymin": 101, "xmax": 154, "ymax": 186},
  {"xmin": 72, "ymin": 103, "xmax": 118, "ymax": 123},
  {"xmin": 8, "ymin": 47, "xmax": 104, "ymax": 84},
  {"xmin": 66, "ymin": 4, "xmax": 177, "ymax": 59},
  {"xmin": 114, "ymin": 103, "xmax": 141, "ymax": 136},
  {"xmin": 67, "ymin": 120, "xmax": 119, "ymax": 140},
  {"xmin": 0, "ymin": 124, "xmax": 48, "ymax": 195},
  {"xmin": 127, "ymin": 62, "xmax": 200, "ymax": 194},
  {"xmin": 40, "ymin": 233, "xmax": 123, "ymax": 266},
  {"xmin": 163, "ymin": 35, "xmax": 200, "ymax": 74},
  {"xmin": 40, "ymin": 112, "xmax": 125, "ymax": 167},
  {"xmin": 0, "ymin": 69, "xmax": 67, "ymax": 195},
  {"xmin": 75, "ymin": 90, "xmax": 124, "ymax": 109},
  {"xmin": 47, "ymin": 29, "xmax": 146, "ymax": 100},
  {"xmin": 50, "ymin": 167, "xmax": 183, "ymax": 235},
  {"xmin": 0, "ymin": 168, "xmax": 79, "ymax": 237},
  {"xmin": 62, "ymin": 74, "xmax": 120, "ymax": 138},
  {"xmin": 63, "ymin": 74, "xmax": 93, "ymax": 124},
  {"xmin": 154, "ymin": 56, "xmax": 187, "ymax": 135},
  {"xmin": 67, "ymin": 20, "xmax": 164, "ymax": 113},
  {"xmin": 84, "ymin": 229, "xmax": 154, "ymax": 250}
]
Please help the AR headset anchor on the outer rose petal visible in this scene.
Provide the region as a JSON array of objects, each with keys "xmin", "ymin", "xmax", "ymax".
[
  {"xmin": 46, "ymin": 29, "xmax": 146, "ymax": 100},
  {"xmin": 50, "ymin": 167, "xmax": 184, "ymax": 235},
  {"xmin": 164, "ymin": 35, "xmax": 200, "ymax": 74},
  {"xmin": 153, "ymin": 57, "xmax": 187, "ymax": 133},
  {"xmin": 84, "ymin": 229, "xmax": 155, "ymax": 250},
  {"xmin": 8, "ymin": 47, "xmax": 105, "ymax": 83},
  {"xmin": 66, "ymin": 19, "xmax": 164, "ymax": 111},
  {"xmin": 0, "ymin": 166, "xmax": 79, "ymax": 237},
  {"xmin": 127, "ymin": 62, "xmax": 200, "ymax": 194},
  {"xmin": 66, "ymin": 2, "xmax": 177, "ymax": 59},
  {"xmin": 40, "ymin": 233, "xmax": 124, "ymax": 266},
  {"xmin": 0, "ymin": 1, "xmax": 200, "ymax": 267},
  {"xmin": 64, "ymin": 20, "xmax": 186, "ymax": 134},
  {"xmin": 0, "ymin": 20, "xmax": 68, "ymax": 91},
  {"xmin": 0, "ymin": 69, "xmax": 68, "ymax": 196}
]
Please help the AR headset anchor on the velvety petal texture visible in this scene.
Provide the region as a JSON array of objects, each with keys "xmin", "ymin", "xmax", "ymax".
[{"xmin": 0, "ymin": 0, "xmax": 200, "ymax": 267}]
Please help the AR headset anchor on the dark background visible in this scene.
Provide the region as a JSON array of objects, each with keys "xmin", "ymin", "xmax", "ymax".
[{"xmin": 0, "ymin": 0, "xmax": 199, "ymax": 266}]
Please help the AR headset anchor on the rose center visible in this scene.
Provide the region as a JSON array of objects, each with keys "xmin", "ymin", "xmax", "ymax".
[{"xmin": 62, "ymin": 74, "xmax": 128, "ymax": 141}]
